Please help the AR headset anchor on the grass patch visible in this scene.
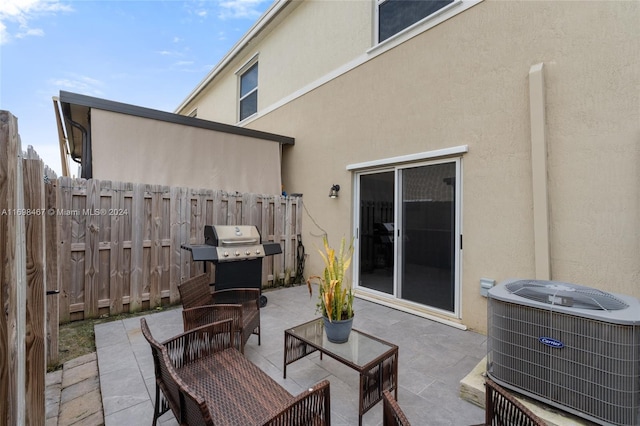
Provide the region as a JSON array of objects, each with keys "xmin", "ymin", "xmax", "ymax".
[{"xmin": 50, "ymin": 305, "xmax": 177, "ymax": 372}]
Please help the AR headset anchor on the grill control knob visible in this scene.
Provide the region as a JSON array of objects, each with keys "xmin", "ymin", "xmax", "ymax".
[
  {"xmin": 234, "ymin": 250, "xmax": 240, "ymax": 257},
  {"xmin": 223, "ymin": 251, "xmax": 229, "ymax": 257},
  {"xmin": 255, "ymin": 249, "xmax": 261, "ymax": 255}
]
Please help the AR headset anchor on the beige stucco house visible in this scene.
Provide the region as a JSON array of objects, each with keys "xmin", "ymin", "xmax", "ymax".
[{"xmin": 175, "ymin": 0, "xmax": 640, "ymax": 333}]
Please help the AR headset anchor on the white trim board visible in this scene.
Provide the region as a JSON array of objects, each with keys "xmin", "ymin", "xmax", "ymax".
[{"xmin": 346, "ymin": 145, "xmax": 468, "ymax": 171}]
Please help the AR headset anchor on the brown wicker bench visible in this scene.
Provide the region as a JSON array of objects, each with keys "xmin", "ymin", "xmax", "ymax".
[
  {"xmin": 141, "ymin": 317, "xmax": 331, "ymax": 426},
  {"xmin": 476, "ymin": 378, "xmax": 546, "ymax": 426},
  {"xmin": 382, "ymin": 390, "xmax": 411, "ymax": 426},
  {"xmin": 178, "ymin": 273, "xmax": 260, "ymax": 353}
]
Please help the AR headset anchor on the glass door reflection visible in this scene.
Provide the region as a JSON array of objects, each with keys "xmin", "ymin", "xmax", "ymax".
[
  {"xmin": 358, "ymin": 172, "xmax": 394, "ymax": 294},
  {"xmin": 399, "ymin": 163, "xmax": 456, "ymax": 312}
]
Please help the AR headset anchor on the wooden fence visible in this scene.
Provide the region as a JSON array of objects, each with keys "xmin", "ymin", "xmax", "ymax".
[
  {"xmin": 1, "ymin": 112, "xmax": 51, "ymax": 425},
  {"xmin": 0, "ymin": 108, "xmax": 303, "ymax": 425},
  {"xmin": 52, "ymin": 178, "xmax": 303, "ymax": 322}
]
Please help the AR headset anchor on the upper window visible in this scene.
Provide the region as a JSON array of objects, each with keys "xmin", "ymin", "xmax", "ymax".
[
  {"xmin": 239, "ymin": 62, "xmax": 258, "ymax": 121},
  {"xmin": 377, "ymin": 0, "xmax": 455, "ymax": 43}
]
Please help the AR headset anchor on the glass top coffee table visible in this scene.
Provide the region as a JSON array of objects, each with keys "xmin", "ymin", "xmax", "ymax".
[{"xmin": 284, "ymin": 318, "xmax": 398, "ymax": 425}]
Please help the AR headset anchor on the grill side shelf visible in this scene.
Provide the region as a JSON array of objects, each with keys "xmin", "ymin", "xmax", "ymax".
[
  {"xmin": 181, "ymin": 244, "xmax": 219, "ymax": 262},
  {"xmin": 263, "ymin": 242, "xmax": 282, "ymax": 256}
]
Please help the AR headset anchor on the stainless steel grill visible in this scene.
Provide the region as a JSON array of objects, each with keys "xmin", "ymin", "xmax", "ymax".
[
  {"xmin": 183, "ymin": 225, "xmax": 281, "ymax": 262},
  {"xmin": 181, "ymin": 225, "xmax": 282, "ymax": 307}
]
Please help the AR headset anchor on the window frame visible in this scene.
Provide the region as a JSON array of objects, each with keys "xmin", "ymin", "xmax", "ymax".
[
  {"xmin": 237, "ymin": 56, "xmax": 259, "ymax": 122},
  {"xmin": 374, "ymin": 0, "xmax": 463, "ymax": 45}
]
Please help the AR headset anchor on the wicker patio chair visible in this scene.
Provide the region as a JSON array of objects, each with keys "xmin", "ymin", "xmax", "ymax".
[
  {"xmin": 478, "ymin": 378, "xmax": 547, "ymax": 426},
  {"xmin": 177, "ymin": 273, "xmax": 213, "ymax": 309},
  {"xmin": 141, "ymin": 316, "xmax": 234, "ymax": 425},
  {"xmin": 141, "ymin": 316, "xmax": 230, "ymax": 426},
  {"xmin": 178, "ymin": 273, "xmax": 261, "ymax": 353},
  {"xmin": 141, "ymin": 317, "xmax": 331, "ymax": 425},
  {"xmin": 382, "ymin": 390, "xmax": 411, "ymax": 426}
]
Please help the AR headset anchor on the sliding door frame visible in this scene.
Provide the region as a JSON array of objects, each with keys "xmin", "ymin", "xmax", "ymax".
[{"xmin": 350, "ymin": 148, "xmax": 465, "ymax": 319}]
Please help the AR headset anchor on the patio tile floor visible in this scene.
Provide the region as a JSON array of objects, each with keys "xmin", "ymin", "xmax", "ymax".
[{"xmin": 95, "ymin": 284, "xmax": 487, "ymax": 425}]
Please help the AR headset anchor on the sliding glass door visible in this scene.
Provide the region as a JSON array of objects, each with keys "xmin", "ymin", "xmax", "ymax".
[
  {"xmin": 358, "ymin": 171, "xmax": 395, "ymax": 295},
  {"xmin": 356, "ymin": 159, "xmax": 460, "ymax": 314}
]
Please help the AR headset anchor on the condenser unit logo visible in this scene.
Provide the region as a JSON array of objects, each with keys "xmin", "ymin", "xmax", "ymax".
[{"xmin": 539, "ymin": 337, "xmax": 564, "ymax": 348}]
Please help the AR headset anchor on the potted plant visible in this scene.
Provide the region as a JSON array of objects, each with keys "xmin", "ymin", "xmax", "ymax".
[{"xmin": 307, "ymin": 235, "xmax": 355, "ymax": 343}]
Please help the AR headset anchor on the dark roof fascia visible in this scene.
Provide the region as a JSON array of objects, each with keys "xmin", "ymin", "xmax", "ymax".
[{"xmin": 59, "ymin": 91, "xmax": 294, "ymax": 145}]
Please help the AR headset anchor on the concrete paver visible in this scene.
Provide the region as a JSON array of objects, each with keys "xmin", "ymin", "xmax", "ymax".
[
  {"xmin": 45, "ymin": 370, "xmax": 63, "ymax": 426},
  {"xmin": 46, "ymin": 352, "xmax": 104, "ymax": 426}
]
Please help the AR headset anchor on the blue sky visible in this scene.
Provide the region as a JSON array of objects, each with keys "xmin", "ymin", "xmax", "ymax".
[{"xmin": 0, "ymin": 0, "xmax": 273, "ymax": 175}]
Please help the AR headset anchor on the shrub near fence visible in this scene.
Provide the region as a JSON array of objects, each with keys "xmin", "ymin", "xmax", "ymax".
[{"xmin": 52, "ymin": 177, "xmax": 302, "ymax": 323}]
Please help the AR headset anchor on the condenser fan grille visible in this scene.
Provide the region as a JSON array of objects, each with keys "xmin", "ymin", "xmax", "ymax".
[
  {"xmin": 505, "ymin": 280, "xmax": 628, "ymax": 310},
  {"xmin": 488, "ymin": 279, "xmax": 640, "ymax": 425}
]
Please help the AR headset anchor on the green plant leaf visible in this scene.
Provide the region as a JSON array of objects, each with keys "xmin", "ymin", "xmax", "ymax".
[{"xmin": 307, "ymin": 235, "xmax": 355, "ymax": 321}]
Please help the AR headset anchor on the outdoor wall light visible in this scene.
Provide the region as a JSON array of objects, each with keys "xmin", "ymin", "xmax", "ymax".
[{"xmin": 329, "ymin": 184, "xmax": 340, "ymax": 199}]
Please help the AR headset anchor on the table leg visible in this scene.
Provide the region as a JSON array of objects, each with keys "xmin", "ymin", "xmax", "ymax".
[
  {"xmin": 283, "ymin": 331, "xmax": 319, "ymax": 379},
  {"xmin": 359, "ymin": 349, "xmax": 398, "ymax": 423},
  {"xmin": 283, "ymin": 330, "xmax": 288, "ymax": 378}
]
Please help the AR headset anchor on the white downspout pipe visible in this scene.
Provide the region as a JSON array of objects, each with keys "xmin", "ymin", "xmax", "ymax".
[{"xmin": 529, "ymin": 63, "xmax": 551, "ymax": 280}]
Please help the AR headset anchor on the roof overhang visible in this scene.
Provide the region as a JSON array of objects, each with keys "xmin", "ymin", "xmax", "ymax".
[{"xmin": 55, "ymin": 90, "xmax": 295, "ymax": 178}]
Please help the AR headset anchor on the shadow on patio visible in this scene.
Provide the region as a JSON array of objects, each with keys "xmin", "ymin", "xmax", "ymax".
[{"xmin": 95, "ymin": 285, "xmax": 487, "ymax": 425}]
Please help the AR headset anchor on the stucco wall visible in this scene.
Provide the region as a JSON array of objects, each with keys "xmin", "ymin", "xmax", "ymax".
[
  {"xmin": 184, "ymin": 0, "xmax": 640, "ymax": 333},
  {"xmin": 181, "ymin": 0, "xmax": 372, "ymax": 124},
  {"xmin": 90, "ymin": 109, "xmax": 282, "ymax": 194}
]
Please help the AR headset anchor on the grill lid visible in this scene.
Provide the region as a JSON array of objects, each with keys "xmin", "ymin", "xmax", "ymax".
[{"xmin": 205, "ymin": 225, "xmax": 261, "ymax": 247}]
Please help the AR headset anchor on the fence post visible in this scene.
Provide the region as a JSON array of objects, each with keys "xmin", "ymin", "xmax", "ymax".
[
  {"xmin": 129, "ymin": 184, "xmax": 145, "ymax": 312},
  {"xmin": 84, "ymin": 179, "xmax": 100, "ymax": 318},
  {"xmin": 109, "ymin": 180, "xmax": 124, "ymax": 315},
  {"xmin": 56, "ymin": 177, "xmax": 72, "ymax": 323},
  {"xmin": 149, "ymin": 184, "xmax": 162, "ymax": 307},
  {"xmin": 0, "ymin": 110, "xmax": 27, "ymax": 425},
  {"xmin": 45, "ymin": 177, "xmax": 59, "ymax": 366},
  {"xmin": 23, "ymin": 150, "xmax": 46, "ymax": 425},
  {"xmin": 169, "ymin": 186, "xmax": 184, "ymax": 301}
]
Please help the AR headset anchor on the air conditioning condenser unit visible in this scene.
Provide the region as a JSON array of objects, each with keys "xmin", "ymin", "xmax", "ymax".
[{"xmin": 487, "ymin": 279, "xmax": 640, "ymax": 425}]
